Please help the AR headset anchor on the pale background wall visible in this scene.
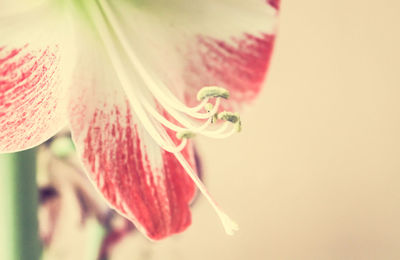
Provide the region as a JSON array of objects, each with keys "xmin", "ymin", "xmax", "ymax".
[{"xmin": 114, "ymin": 1, "xmax": 400, "ymax": 259}]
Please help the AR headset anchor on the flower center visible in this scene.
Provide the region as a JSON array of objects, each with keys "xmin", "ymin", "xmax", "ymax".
[{"xmin": 86, "ymin": 0, "xmax": 241, "ymax": 235}]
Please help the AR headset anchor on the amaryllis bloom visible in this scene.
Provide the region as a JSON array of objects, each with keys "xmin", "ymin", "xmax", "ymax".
[{"xmin": 0, "ymin": 0, "xmax": 279, "ymax": 240}]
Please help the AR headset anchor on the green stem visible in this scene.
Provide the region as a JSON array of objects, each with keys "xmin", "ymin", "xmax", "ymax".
[{"xmin": 0, "ymin": 149, "xmax": 42, "ymax": 260}]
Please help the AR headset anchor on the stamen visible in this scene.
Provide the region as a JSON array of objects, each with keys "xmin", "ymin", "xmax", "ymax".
[
  {"xmin": 139, "ymin": 86, "xmax": 221, "ymax": 130},
  {"xmin": 176, "ymin": 130, "xmax": 196, "ymax": 140},
  {"xmin": 197, "ymin": 86, "xmax": 230, "ymax": 101},
  {"xmin": 139, "ymin": 93, "xmax": 213, "ymax": 133}
]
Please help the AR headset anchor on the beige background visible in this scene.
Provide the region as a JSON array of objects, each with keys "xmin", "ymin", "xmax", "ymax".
[{"xmin": 114, "ymin": 1, "xmax": 400, "ymax": 259}]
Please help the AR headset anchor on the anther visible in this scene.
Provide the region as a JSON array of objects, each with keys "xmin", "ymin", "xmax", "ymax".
[
  {"xmin": 197, "ymin": 86, "xmax": 230, "ymax": 101},
  {"xmin": 218, "ymin": 112, "xmax": 242, "ymax": 133},
  {"xmin": 218, "ymin": 112, "xmax": 240, "ymax": 124},
  {"xmin": 176, "ymin": 130, "xmax": 196, "ymax": 140}
]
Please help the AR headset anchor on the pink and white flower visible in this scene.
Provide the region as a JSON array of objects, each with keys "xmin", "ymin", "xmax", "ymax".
[{"xmin": 0, "ymin": 0, "xmax": 279, "ymax": 240}]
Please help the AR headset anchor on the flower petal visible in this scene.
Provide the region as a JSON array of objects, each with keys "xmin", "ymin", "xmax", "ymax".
[
  {"xmin": 0, "ymin": 3, "xmax": 76, "ymax": 152},
  {"xmin": 103, "ymin": 0, "xmax": 279, "ymax": 109},
  {"xmin": 68, "ymin": 34, "xmax": 197, "ymax": 240}
]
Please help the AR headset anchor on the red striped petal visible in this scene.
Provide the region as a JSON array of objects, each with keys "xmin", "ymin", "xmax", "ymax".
[
  {"xmin": 0, "ymin": 5, "xmax": 75, "ymax": 152},
  {"xmin": 107, "ymin": 0, "xmax": 279, "ymax": 109},
  {"xmin": 183, "ymin": 33, "xmax": 276, "ymax": 108},
  {"xmin": 0, "ymin": 44, "xmax": 70, "ymax": 152},
  {"xmin": 78, "ymin": 105, "xmax": 196, "ymax": 239},
  {"xmin": 68, "ymin": 42, "xmax": 197, "ymax": 239}
]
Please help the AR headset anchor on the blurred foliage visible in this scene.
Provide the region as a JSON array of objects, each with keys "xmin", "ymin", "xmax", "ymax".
[{"xmin": 37, "ymin": 132, "xmax": 134, "ymax": 260}]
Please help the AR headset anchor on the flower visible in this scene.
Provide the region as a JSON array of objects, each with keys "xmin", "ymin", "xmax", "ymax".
[{"xmin": 0, "ymin": 0, "xmax": 279, "ymax": 240}]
